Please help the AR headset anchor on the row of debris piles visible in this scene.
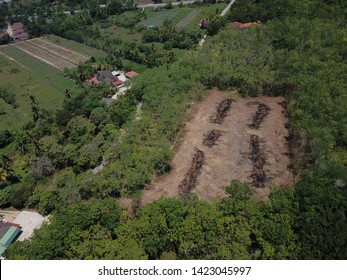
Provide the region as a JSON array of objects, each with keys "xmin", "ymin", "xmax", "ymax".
[
  {"xmin": 249, "ymin": 135, "xmax": 266, "ymax": 188},
  {"xmin": 178, "ymin": 149, "xmax": 205, "ymax": 196},
  {"xmin": 203, "ymin": 130, "xmax": 223, "ymax": 148},
  {"xmin": 248, "ymin": 102, "xmax": 270, "ymax": 129},
  {"xmin": 210, "ymin": 99, "xmax": 234, "ymax": 124}
]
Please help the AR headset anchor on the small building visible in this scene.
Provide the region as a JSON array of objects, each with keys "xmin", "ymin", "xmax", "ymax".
[
  {"xmin": 125, "ymin": 71, "xmax": 138, "ymax": 79},
  {"xmin": 98, "ymin": 70, "xmax": 118, "ymax": 85},
  {"xmin": 0, "ymin": 221, "xmax": 22, "ymax": 257},
  {"xmin": 8, "ymin": 22, "xmax": 29, "ymax": 41},
  {"xmin": 86, "ymin": 74, "xmax": 101, "ymax": 85},
  {"xmin": 13, "ymin": 33, "xmax": 29, "ymax": 40},
  {"xmin": 112, "ymin": 80, "xmax": 124, "ymax": 87}
]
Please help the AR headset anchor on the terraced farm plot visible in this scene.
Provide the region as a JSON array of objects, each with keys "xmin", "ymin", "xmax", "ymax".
[
  {"xmin": 175, "ymin": 8, "xmax": 202, "ymax": 29},
  {"xmin": 141, "ymin": 90, "xmax": 293, "ymax": 206},
  {"xmin": 13, "ymin": 41, "xmax": 76, "ymax": 70},
  {"xmin": 44, "ymin": 35, "xmax": 107, "ymax": 58},
  {"xmin": 28, "ymin": 38, "xmax": 90, "ymax": 65}
]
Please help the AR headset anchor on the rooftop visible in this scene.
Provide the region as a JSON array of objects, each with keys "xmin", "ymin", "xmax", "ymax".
[
  {"xmin": 0, "ymin": 221, "xmax": 21, "ymax": 257},
  {"xmin": 125, "ymin": 71, "xmax": 139, "ymax": 78}
]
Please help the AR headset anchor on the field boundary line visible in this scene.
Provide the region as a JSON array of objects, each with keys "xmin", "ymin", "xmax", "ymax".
[
  {"xmin": 13, "ymin": 42, "xmax": 63, "ymax": 70},
  {"xmin": 0, "ymin": 49, "xmax": 29, "ymax": 70},
  {"xmin": 175, "ymin": 7, "xmax": 202, "ymax": 30},
  {"xmin": 26, "ymin": 38, "xmax": 82, "ymax": 65},
  {"xmin": 39, "ymin": 37, "xmax": 90, "ymax": 60}
]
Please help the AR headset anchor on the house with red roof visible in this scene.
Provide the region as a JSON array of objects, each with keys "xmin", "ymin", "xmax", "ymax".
[
  {"xmin": 112, "ymin": 80, "xmax": 124, "ymax": 87},
  {"xmin": 125, "ymin": 71, "xmax": 139, "ymax": 79},
  {"xmin": 86, "ymin": 74, "xmax": 101, "ymax": 85},
  {"xmin": 8, "ymin": 22, "xmax": 29, "ymax": 41}
]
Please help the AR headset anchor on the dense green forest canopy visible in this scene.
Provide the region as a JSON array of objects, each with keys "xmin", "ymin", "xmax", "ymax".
[{"xmin": 1, "ymin": 0, "xmax": 347, "ymax": 259}]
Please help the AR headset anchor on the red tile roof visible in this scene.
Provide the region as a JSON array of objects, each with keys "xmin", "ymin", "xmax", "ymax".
[
  {"xmin": 12, "ymin": 22, "xmax": 24, "ymax": 28},
  {"xmin": 87, "ymin": 74, "xmax": 100, "ymax": 85},
  {"xmin": 12, "ymin": 28, "xmax": 24, "ymax": 34},
  {"xmin": 112, "ymin": 80, "xmax": 124, "ymax": 86},
  {"xmin": 125, "ymin": 71, "xmax": 138, "ymax": 78},
  {"xmin": 13, "ymin": 33, "xmax": 28, "ymax": 39}
]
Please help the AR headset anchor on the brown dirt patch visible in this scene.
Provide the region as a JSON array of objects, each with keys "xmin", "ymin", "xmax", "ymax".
[
  {"xmin": 0, "ymin": 210, "xmax": 21, "ymax": 222},
  {"xmin": 28, "ymin": 38, "xmax": 90, "ymax": 65},
  {"xmin": 13, "ymin": 41, "xmax": 77, "ymax": 70},
  {"xmin": 140, "ymin": 90, "xmax": 293, "ymax": 206}
]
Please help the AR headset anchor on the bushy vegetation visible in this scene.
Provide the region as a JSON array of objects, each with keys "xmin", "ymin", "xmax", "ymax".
[{"xmin": 1, "ymin": 0, "xmax": 346, "ymax": 260}]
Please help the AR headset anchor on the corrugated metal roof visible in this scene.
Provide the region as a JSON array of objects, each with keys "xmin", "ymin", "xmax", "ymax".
[{"xmin": 0, "ymin": 226, "xmax": 21, "ymax": 246}]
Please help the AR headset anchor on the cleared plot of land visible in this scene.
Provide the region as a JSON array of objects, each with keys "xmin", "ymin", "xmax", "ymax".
[
  {"xmin": 175, "ymin": 8, "xmax": 202, "ymax": 29},
  {"xmin": 27, "ymin": 38, "xmax": 90, "ymax": 65},
  {"xmin": 13, "ymin": 41, "xmax": 76, "ymax": 70},
  {"xmin": 141, "ymin": 90, "xmax": 293, "ymax": 206},
  {"xmin": 44, "ymin": 35, "xmax": 107, "ymax": 58}
]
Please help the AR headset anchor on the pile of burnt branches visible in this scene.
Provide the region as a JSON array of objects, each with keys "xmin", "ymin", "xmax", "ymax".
[
  {"xmin": 179, "ymin": 149, "xmax": 205, "ymax": 196},
  {"xmin": 249, "ymin": 102, "xmax": 270, "ymax": 129},
  {"xmin": 203, "ymin": 130, "xmax": 223, "ymax": 148},
  {"xmin": 249, "ymin": 135, "xmax": 266, "ymax": 188},
  {"xmin": 210, "ymin": 99, "xmax": 233, "ymax": 124}
]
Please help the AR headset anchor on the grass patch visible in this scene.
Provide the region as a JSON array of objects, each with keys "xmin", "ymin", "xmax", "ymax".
[
  {"xmin": 0, "ymin": 48, "xmax": 74, "ymax": 131},
  {"xmin": 122, "ymin": 59, "xmax": 149, "ymax": 74},
  {"xmin": 100, "ymin": 26, "xmax": 143, "ymax": 42}
]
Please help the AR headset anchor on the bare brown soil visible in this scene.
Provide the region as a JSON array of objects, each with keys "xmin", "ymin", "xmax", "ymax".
[
  {"xmin": 28, "ymin": 38, "xmax": 90, "ymax": 65},
  {"xmin": 0, "ymin": 210, "xmax": 20, "ymax": 222},
  {"xmin": 140, "ymin": 90, "xmax": 293, "ymax": 206},
  {"xmin": 13, "ymin": 40, "xmax": 77, "ymax": 70}
]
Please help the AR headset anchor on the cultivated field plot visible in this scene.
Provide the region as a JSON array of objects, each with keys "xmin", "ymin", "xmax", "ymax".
[
  {"xmin": 0, "ymin": 48, "xmax": 73, "ymax": 131},
  {"xmin": 140, "ymin": 10, "xmax": 181, "ymax": 27},
  {"xmin": 28, "ymin": 38, "xmax": 89, "ymax": 65},
  {"xmin": 141, "ymin": 91, "xmax": 293, "ymax": 205},
  {"xmin": 175, "ymin": 8, "xmax": 202, "ymax": 29},
  {"xmin": 44, "ymin": 35, "xmax": 107, "ymax": 58},
  {"xmin": 12, "ymin": 38, "xmax": 90, "ymax": 71}
]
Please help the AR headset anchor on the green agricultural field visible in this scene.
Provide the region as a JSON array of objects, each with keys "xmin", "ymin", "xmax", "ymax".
[
  {"xmin": 100, "ymin": 25, "xmax": 143, "ymax": 42},
  {"xmin": 0, "ymin": 47, "xmax": 74, "ymax": 131},
  {"xmin": 140, "ymin": 8, "xmax": 190, "ymax": 27},
  {"xmin": 44, "ymin": 34, "xmax": 107, "ymax": 58}
]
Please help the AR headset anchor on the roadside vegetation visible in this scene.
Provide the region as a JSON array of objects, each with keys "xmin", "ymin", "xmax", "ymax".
[{"xmin": 0, "ymin": 0, "xmax": 346, "ymax": 260}]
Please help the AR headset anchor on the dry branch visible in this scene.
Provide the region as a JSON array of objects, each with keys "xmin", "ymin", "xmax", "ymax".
[
  {"xmin": 210, "ymin": 99, "xmax": 234, "ymax": 124},
  {"xmin": 249, "ymin": 135, "xmax": 266, "ymax": 188},
  {"xmin": 179, "ymin": 149, "xmax": 205, "ymax": 196},
  {"xmin": 203, "ymin": 130, "xmax": 223, "ymax": 148},
  {"xmin": 249, "ymin": 102, "xmax": 270, "ymax": 129}
]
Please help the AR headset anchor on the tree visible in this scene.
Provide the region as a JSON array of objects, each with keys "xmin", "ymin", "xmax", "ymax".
[{"xmin": 31, "ymin": 156, "xmax": 55, "ymax": 179}]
